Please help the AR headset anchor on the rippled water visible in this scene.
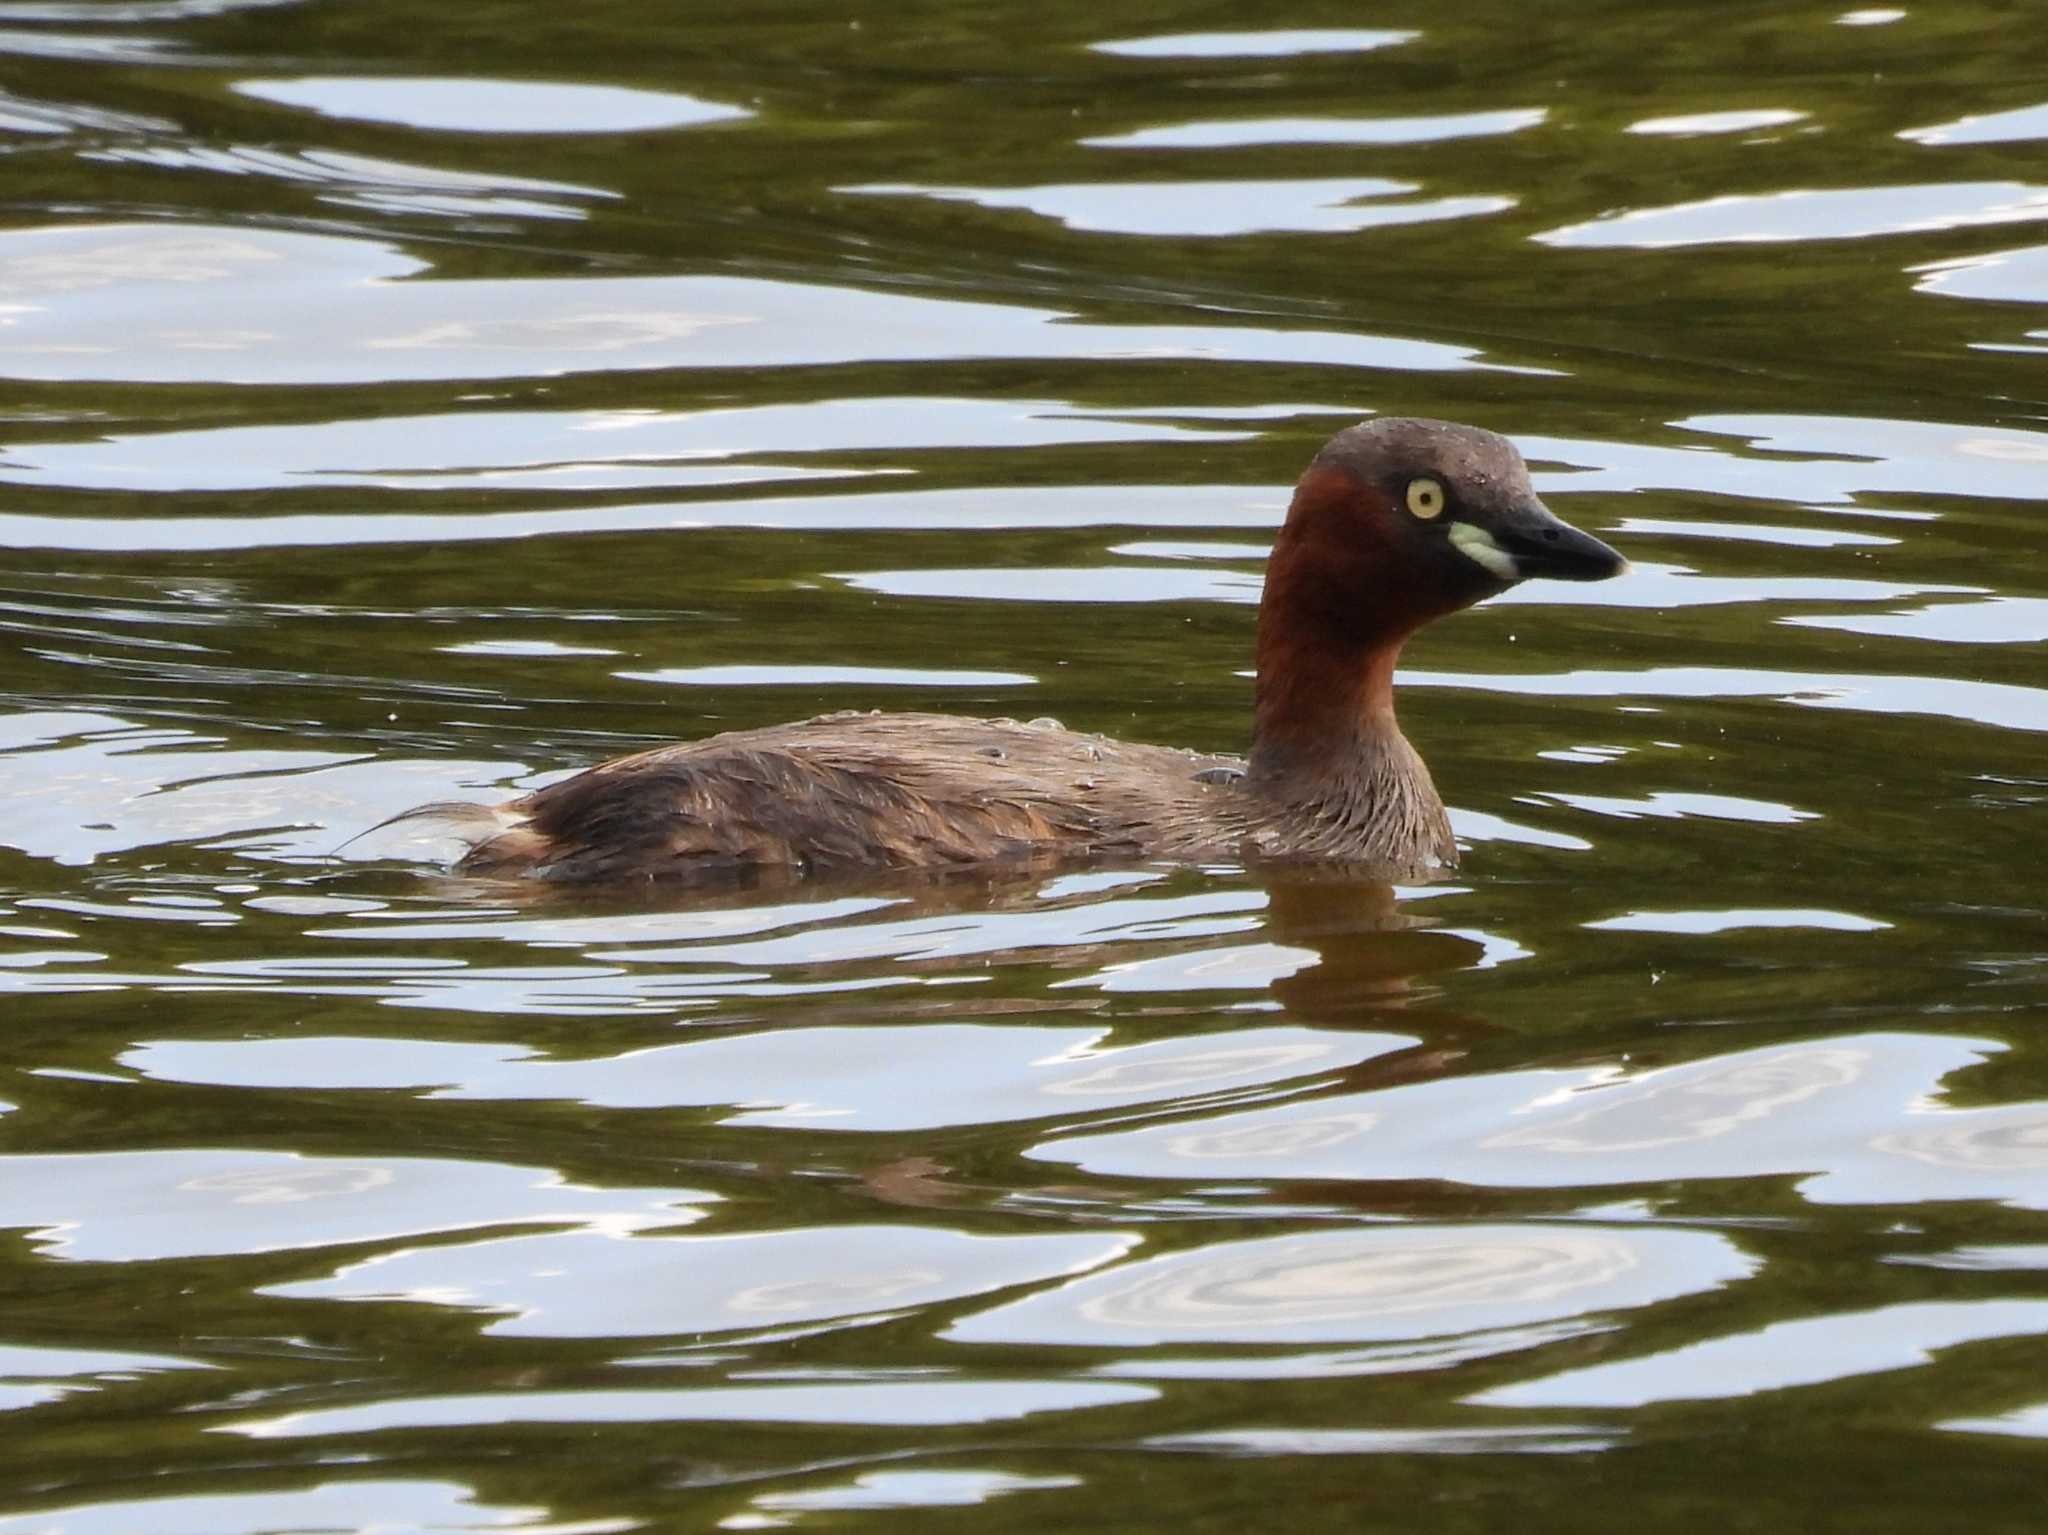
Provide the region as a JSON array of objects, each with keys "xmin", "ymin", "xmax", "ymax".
[{"xmin": 3, "ymin": 2, "xmax": 2048, "ymax": 1529}]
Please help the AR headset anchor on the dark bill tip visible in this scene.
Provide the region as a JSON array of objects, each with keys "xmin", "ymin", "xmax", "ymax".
[{"xmin": 1495, "ymin": 501, "xmax": 1629, "ymax": 582}]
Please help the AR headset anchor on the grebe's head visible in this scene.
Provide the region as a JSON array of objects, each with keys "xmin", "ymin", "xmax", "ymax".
[{"xmin": 1273, "ymin": 417, "xmax": 1626, "ymax": 641}]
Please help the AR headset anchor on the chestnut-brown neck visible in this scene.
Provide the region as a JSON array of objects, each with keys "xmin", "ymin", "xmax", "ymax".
[{"xmin": 1247, "ymin": 467, "xmax": 1428, "ymax": 791}]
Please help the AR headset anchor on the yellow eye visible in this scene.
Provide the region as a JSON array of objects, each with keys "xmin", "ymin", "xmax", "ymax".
[{"xmin": 1406, "ymin": 477, "xmax": 1446, "ymax": 520}]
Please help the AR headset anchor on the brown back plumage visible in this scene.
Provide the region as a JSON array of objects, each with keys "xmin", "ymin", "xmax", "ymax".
[{"xmin": 455, "ymin": 712, "xmax": 1247, "ymax": 883}]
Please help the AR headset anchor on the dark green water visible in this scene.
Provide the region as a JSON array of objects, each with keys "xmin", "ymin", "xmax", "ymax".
[{"xmin": 3, "ymin": 1, "xmax": 2048, "ymax": 1529}]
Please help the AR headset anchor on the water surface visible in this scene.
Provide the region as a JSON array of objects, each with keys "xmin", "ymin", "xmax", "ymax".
[{"xmin": 3, "ymin": 1, "xmax": 2048, "ymax": 1529}]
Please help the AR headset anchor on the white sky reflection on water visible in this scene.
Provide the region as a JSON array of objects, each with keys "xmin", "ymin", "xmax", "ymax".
[
  {"xmin": 944, "ymin": 1225, "xmax": 1756, "ymax": 1346},
  {"xmin": 232, "ymin": 1379, "xmax": 1159, "ymax": 1437},
  {"xmin": 1627, "ymin": 109, "xmax": 1808, "ymax": 136},
  {"xmin": 1537, "ymin": 183, "xmax": 2048, "ymax": 249},
  {"xmin": 82, "ymin": 142, "xmax": 615, "ymax": 221},
  {"xmin": 1584, "ymin": 908, "xmax": 1889, "ymax": 934},
  {"xmin": 1912, "ymin": 242, "xmax": 2048, "ymax": 303},
  {"xmin": 1089, "ymin": 30, "xmax": 1417, "ymax": 57},
  {"xmin": 841, "ymin": 179, "xmax": 1516, "ymax": 238},
  {"xmin": 0, "ymin": 398, "xmax": 1235, "ymax": 492},
  {"xmin": 619, "ymin": 665, "xmax": 1036, "ymax": 688},
  {"xmin": 233, "ymin": 76, "xmax": 752, "ymax": 134},
  {"xmin": 0, "ymin": 1149, "xmax": 711, "ymax": 1262},
  {"xmin": 1472, "ymin": 1302, "xmax": 2048, "ymax": 1408},
  {"xmin": 1083, "ymin": 109, "xmax": 1545, "ymax": 150},
  {"xmin": 1399, "ymin": 667, "xmax": 2048, "ymax": 734},
  {"xmin": 0, "ymin": 224, "xmax": 1530, "ymax": 383},
  {"xmin": 1024, "ymin": 1032, "xmax": 2048, "ymax": 1212},
  {"xmin": 1786, "ymin": 596, "xmax": 2048, "ymax": 644},
  {"xmin": 122, "ymin": 1022, "xmax": 1412, "ymax": 1128},
  {"xmin": 1901, "ymin": 103, "xmax": 2048, "ymax": 146},
  {"xmin": 0, "ymin": 1481, "xmax": 624, "ymax": 1535},
  {"xmin": 264, "ymin": 1223, "xmax": 1137, "ymax": 1337}
]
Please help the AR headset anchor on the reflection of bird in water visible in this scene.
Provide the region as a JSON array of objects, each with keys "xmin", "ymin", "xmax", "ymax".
[
  {"xmin": 834, "ymin": 871, "xmax": 1494, "ymax": 1217},
  {"xmin": 367, "ymin": 760, "xmax": 1518, "ymax": 1221},
  {"xmin": 1248, "ymin": 874, "xmax": 1489, "ymax": 1127},
  {"xmin": 382, "ymin": 419, "xmax": 1623, "ymax": 885},
  {"xmin": 1261, "ymin": 873, "xmax": 1488, "ymax": 1021},
  {"xmin": 387, "ymin": 857, "xmax": 1492, "ymax": 1045}
]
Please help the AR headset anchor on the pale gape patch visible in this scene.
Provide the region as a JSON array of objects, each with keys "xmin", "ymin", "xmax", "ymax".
[{"xmin": 1448, "ymin": 520, "xmax": 1519, "ymax": 580}]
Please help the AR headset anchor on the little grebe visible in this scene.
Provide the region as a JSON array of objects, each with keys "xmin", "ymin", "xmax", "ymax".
[{"xmin": 419, "ymin": 418, "xmax": 1625, "ymax": 883}]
